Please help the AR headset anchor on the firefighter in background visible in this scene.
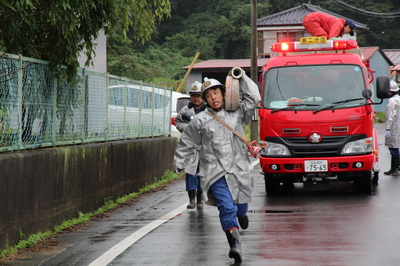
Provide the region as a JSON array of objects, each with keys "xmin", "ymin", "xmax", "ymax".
[
  {"xmin": 174, "ymin": 73, "xmax": 260, "ymax": 262},
  {"xmin": 384, "ymin": 80, "xmax": 400, "ymax": 176},
  {"xmin": 175, "ymin": 81, "xmax": 206, "ymax": 209},
  {"xmin": 302, "ymin": 12, "xmax": 355, "ymax": 39}
]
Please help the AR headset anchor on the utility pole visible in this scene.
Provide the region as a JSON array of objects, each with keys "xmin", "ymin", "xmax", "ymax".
[{"xmin": 250, "ymin": 0, "xmax": 259, "ymax": 143}]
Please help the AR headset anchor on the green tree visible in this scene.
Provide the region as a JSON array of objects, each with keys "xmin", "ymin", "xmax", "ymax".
[
  {"xmin": 0, "ymin": 0, "xmax": 172, "ymax": 82},
  {"xmin": 108, "ymin": 45, "xmax": 193, "ymax": 84},
  {"xmin": 107, "ymin": 0, "xmax": 400, "ymax": 84},
  {"xmin": 108, "ymin": 0, "xmax": 272, "ymax": 82},
  {"xmin": 0, "ymin": 0, "xmax": 171, "ymax": 142}
]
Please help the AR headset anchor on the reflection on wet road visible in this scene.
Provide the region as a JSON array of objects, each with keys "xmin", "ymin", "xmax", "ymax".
[{"xmin": 3, "ymin": 123, "xmax": 400, "ymax": 265}]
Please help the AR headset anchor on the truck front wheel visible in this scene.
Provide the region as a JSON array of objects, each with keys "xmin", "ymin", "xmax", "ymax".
[
  {"xmin": 357, "ymin": 171, "xmax": 372, "ymax": 194},
  {"xmin": 264, "ymin": 174, "xmax": 280, "ymax": 196},
  {"xmin": 372, "ymin": 171, "xmax": 379, "ymax": 184}
]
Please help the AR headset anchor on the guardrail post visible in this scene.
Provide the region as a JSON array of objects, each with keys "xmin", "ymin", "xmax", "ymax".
[
  {"xmin": 52, "ymin": 78, "xmax": 57, "ymax": 145},
  {"xmin": 123, "ymin": 77, "xmax": 127, "ymax": 138},
  {"xmin": 81, "ymin": 68, "xmax": 86, "ymax": 143},
  {"xmin": 105, "ymin": 73, "xmax": 109, "ymax": 141},
  {"xmin": 17, "ymin": 55, "xmax": 23, "ymax": 149},
  {"xmin": 163, "ymin": 86, "xmax": 167, "ymax": 135},
  {"xmin": 138, "ymin": 81, "xmax": 143, "ymax": 138},
  {"xmin": 152, "ymin": 85, "xmax": 155, "ymax": 137}
]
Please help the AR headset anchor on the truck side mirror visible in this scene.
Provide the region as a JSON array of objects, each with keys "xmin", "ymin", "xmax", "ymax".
[{"xmin": 376, "ymin": 76, "xmax": 391, "ymax": 99}]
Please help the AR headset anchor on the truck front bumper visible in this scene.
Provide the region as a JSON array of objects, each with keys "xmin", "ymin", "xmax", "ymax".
[{"xmin": 260, "ymin": 154, "xmax": 374, "ymax": 174}]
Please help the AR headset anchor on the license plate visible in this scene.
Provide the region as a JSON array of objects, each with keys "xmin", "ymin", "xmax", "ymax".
[
  {"xmin": 304, "ymin": 160, "xmax": 328, "ymax": 172},
  {"xmin": 300, "ymin": 36, "xmax": 327, "ymax": 44}
]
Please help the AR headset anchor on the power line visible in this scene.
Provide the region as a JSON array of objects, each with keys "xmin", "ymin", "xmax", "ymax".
[
  {"xmin": 324, "ymin": 0, "xmax": 398, "ymax": 46},
  {"xmin": 373, "ymin": 16, "xmax": 395, "ymax": 45},
  {"xmin": 333, "ymin": 0, "xmax": 400, "ymax": 18}
]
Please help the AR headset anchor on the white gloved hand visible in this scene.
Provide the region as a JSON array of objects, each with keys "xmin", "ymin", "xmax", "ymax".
[
  {"xmin": 385, "ymin": 130, "xmax": 391, "ymax": 138},
  {"xmin": 175, "ymin": 168, "xmax": 184, "ymax": 174}
]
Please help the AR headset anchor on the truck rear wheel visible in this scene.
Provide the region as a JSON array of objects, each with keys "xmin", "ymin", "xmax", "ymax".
[
  {"xmin": 357, "ymin": 171, "xmax": 372, "ymax": 194},
  {"xmin": 264, "ymin": 174, "xmax": 280, "ymax": 196}
]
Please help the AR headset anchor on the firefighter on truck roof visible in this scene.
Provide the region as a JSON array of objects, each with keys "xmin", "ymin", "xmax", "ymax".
[{"xmin": 302, "ymin": 12, "xmax": 356, "ymax": 39}]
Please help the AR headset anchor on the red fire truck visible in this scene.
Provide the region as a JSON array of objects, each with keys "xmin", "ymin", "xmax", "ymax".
[{"xmin": 258, "ymin": 37, "xmax": 390, "ymax": 195}]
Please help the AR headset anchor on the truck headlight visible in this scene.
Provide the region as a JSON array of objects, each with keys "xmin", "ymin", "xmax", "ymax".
[
  {"xmin": 260, "ymin": 141, "xmax": 291, "ymax": 156},
  {"xmin": 341, "ymin": 137, "xmax": 373, "ymax": 155}
]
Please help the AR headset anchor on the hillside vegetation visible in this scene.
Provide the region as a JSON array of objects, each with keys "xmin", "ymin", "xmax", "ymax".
[{"xmin": 107, "ymin": 0, "xmax": 400, "ymax": 88}]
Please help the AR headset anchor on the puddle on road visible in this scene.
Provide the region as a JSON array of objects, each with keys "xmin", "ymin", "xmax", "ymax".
[{"xmin": 248, "ymin": 210, "xmax": 297, "ymax": 213}]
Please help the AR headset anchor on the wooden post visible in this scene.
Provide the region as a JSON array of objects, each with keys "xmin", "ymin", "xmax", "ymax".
[{"xmin": 176, "ymin": 52, "xmax": 200, "ymax": 93}]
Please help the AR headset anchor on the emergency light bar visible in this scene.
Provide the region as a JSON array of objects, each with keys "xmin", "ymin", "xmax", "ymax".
[{"xmin": 271, "ymin": 39, "xmax": 358, "ymax": 54}]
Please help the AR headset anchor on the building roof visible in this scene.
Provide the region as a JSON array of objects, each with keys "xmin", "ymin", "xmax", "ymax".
[
  {"xmin": 382, "ymin": 49, "xmax": 400, "ymax": 65},
  {"xmin": 257, "ymin": 3, "xmax": 368, "ymax": 30},
  {"xmin": 360, "ymin": 47, "xmax": 379, "ymax": 61},
  {"xmin": 182, "ymin": 58, "xmax": 269, "ymax": 72},
  {"xmin": 361, "ymin": 47, "xmax": 394, "ymax": 66}
]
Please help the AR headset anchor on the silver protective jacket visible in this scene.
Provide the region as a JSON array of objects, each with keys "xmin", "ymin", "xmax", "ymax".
[
  {"xmin": 175, "ymin": 105, "xmax": 195, "ymax": 133},
  {"xmin": 385, "ymin": 94, "xmax": 400, "ymax": 148},
  {"xmin": 174, "ymin": 73, "xmax": 260, "ymax": 204}
]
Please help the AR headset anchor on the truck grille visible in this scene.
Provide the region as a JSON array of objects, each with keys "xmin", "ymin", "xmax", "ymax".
[
  {"xmin": 284, "ymin": 135, "xmax": 346, "ymax": 144},
  {"xmin": 289, "ymin": 147, "xmax": 339, "ymax": 157}
]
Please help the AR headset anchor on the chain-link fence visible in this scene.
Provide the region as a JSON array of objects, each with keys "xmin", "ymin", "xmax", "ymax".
[{"xmin": 0, "ymin": 53, "xmax": 173, "ymax": 152}]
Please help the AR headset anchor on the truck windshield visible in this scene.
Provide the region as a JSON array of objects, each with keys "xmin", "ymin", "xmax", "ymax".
[{"xmin": 262, "ymin": 65, "xmax": 366, "ymax": 110}]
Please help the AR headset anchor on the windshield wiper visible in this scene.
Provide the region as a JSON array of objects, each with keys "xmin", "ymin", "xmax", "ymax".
[
  {"xmin": 313, "ymin": 98, "xmax": 364, "ymax": 114},
  {"xmin": 271, "ymin": 103, "xmax": 321, "ymax": 113}
]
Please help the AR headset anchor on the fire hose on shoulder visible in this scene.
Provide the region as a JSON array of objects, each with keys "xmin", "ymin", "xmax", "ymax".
[
  {"xmin": 181, "ymin": 67, "xmax": 260, "ymax": 158},
  {"xmin": 225, "ymin": 67, "xmax": 243, "ymax": 111},
  {"xmin": 224, "ymin": 67, "xmax": 260, "ymax": 157}
]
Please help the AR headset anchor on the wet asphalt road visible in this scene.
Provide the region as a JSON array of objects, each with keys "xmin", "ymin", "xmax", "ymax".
[{"xmin": 2, "ymin": 123, "xmax": 400, "ymax": 266}]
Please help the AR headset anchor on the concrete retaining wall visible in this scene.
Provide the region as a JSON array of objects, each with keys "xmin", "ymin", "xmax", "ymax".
[{"xmin": 0, "ymin": 137, "xmax": 177, "ymax": 251}]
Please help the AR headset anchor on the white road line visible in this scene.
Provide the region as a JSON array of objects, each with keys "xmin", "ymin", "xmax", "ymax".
[
  {"xmin": 88, "ymin": 160, "xmax": 259, "ymax": 266},
  {"xmin": 88, "ymin": 203, "xmax": 188, "ymax": 266},
  {"xmin": 252, "ymin": 158, "xmax": 259, "ymax": 167}
]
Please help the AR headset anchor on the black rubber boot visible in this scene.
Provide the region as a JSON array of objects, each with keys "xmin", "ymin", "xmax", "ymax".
[
  {"xmin": 225, "ymin": 228, "xmax": 242, "ymax": 262},
  {"xmin": 392, "ymin": 168, "xmax": 400, "ymax": 176},
  {"xmin": 392, "ymin": 159, "xmax": 400, "ymax": 176},
  {"xmin": 238, "ymin": 215, "xmax": 249, "ymax": 230},
  {"xmin": 384, "ymin": 156, "xmax": 399, "ymax": 175},
  {"xmin": 187, "ymin": 190, "xmax": 196, "ymax": 209},
  {"xmin": 196, "ymin": 190, "xmax": 204, "ymax": 209},
  {"xmin": 389, "ymin": 155, "xmax": 400, "ymax": 176}
]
